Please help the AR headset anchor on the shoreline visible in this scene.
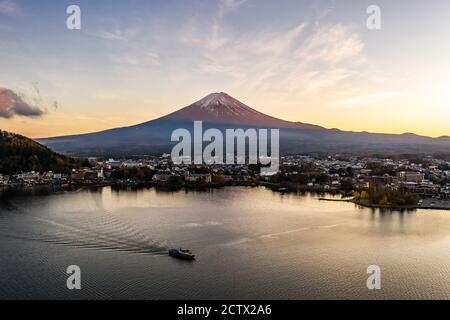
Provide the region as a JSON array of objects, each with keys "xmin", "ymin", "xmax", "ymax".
[
  {"xmin": 2, "ymin": 182, "xmax": 449, "ymax": 211},
  {"xmin": 319, "ymin": 197, "xmax": 450, "ymax": 211}
]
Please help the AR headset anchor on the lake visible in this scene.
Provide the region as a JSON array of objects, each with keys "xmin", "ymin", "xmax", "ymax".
[{"xmin": 1, "ymin": 186, "xmax": 450, "ymax": 299}]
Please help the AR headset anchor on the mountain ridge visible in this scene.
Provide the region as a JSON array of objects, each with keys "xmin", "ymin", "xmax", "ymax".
[
  {"xmin": 0, "ymin": 130, "xmax": 85, "ymax": 174},
  {"xmin": 156, "ymin": 92, "xmax": 323, "ymax": 130},
  {"xmin": 36, "ymin": 93, "xmax": 450, "ymax": 156}
]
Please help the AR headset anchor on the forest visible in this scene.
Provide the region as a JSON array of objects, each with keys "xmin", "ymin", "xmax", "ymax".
[{"xmin": 0, "ymin": 130, "xmax": 87, "ymax": 174}]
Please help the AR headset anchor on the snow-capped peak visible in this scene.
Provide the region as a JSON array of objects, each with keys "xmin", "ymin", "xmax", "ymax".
[
  {"xmin": 161, "ymin": 92, "xmax": 322, "ymax": 129},
  {"xmin": 193, "ymin": 92, "xmax": 254, "ymax": 117}
]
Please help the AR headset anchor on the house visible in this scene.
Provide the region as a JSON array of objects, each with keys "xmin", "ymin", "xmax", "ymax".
[
  {"xmin": 20, "ymin": 171, "xmax": 41, "ymax": 184},
  {"xmin": 359, "ymin": 169, "xmax": 373, "ymax": 175},
  {"xmin": 52, "ymin": 173, "xmax": 68, "ymax": 184},
  {"xmin": 71, "ymin": 170, "xmax": 86, "ymax": 182},
  {"xmin": 397, "ymin": 172, "xmax": 424, "ymax": 184},
  {"xmin": 331, "ymin": 180, "xmax": 341, "ymax": 189},
  {"xmin": 42, "ymin": 171, "xmax": 54, "ymax": 183},
  {"xmin": 0, "ymin": 174, "xmax": 10, "ymax": 185},
  {"xmin": 121, "ymin": 161, "xmax": 143, "ymax": 168},
  {"xmin": 152, "ymin": 174, "xmax": 173, "ymax": 183},
  {"xmin": 53, "ymin": 173, "xmax": 63, "ymax": 180},
  {"xmin": 185, "ymin": 173, "xmax": 212, "ymax": 184},
  {"xmin": 415, "ymin": 184, "xmax": 440, "ymax": 196},
  {"xmin": 84, "ymin": 169, "xmax": 104, "ymax": 182},
  {"xmin": 106, "ymin": 159, "xmax": 122, "ymax": 168}
]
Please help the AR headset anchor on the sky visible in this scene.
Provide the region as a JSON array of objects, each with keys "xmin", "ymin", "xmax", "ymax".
[{"xmin": 0, "ymin": 0, "xmax": 449, "ymax": 138}]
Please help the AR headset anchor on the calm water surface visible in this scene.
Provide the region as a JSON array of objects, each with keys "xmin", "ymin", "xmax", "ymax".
[{"xmin": 1, "ymin": 186, "xmax": 450, "ymax": 299}]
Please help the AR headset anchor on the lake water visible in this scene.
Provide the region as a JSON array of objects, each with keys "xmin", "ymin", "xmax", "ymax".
[{"xmin": 1, "ymin": 186, "xmax": 450, "ymax": 300}]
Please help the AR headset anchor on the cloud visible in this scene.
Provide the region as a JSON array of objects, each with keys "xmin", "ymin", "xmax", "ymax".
[
  {"xmin": 87, "ymin": 2, "xmax": 373, "ymax": 114},
  {"xmin": 334, "ymin": 91, "xmax": 402, "ymax": 107},
  {"xmin": 222, "ymin": 0, "xmax": 248, "ymax": 9},
  {"xmin": 297, "ymin": 24, "xmax": 364, "ymax": 63},
  {"xmin": 206, "ymin": 0, "xmax": 249, "ymax": 50},
  {"xmin": 218, "ymin": 0, "xmax": 248, "ymax": 19},
  {"xmin": 95, "ymin": 29, "xmax": 128, "ymax": 41},
  {"xmin": 0, "ymin": 0, "xmax": 19, "ymax": 14},
  {"xmin": 0, "ymin": 87, "xmax": 45, "ymax": 118},
  {"xmin": 89, "ymin": 23, "xmax": 143, "ymax": 42},
  {"xmin": 185, "ymin": 18, "xmax": 364, "ymax": 97},
  {"xmin": 109, "ymin": 51, "xmax": 160, "ymax": 67},
  {"xmin": 178, "ymin": 1, "xmax": 365, "ymax": 93}
]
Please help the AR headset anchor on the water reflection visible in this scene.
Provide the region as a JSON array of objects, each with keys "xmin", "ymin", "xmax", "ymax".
[{"xmin": 0, "ymin": 186, "xmax": 449, "ymax": 299}]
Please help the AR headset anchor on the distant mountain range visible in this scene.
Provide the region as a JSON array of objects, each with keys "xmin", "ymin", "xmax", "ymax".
[{"xmin": 37, "ymin": 92, "xmax": 450, "ymax": 156}]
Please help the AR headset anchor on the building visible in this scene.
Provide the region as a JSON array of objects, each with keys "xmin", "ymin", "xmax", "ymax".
[
  {"xmin": 71, "ymin": 170, "xmax": 86, "ymax": 182},
  {"xmin": 397, "ymin": 171, "xmax": 425, "ymax": 184},
  {"xmin": 415, "ymin": 184, "xmax": 440, "ymax": 196},
  {"xmin": 152, "ymin": 174, "xmax": 173, "ymax": 183},
  {"xmin": 0, "ymin": 174, "xmax": 10, "ymax": 185},
  {"xmin": 185, "ymin": 173, "xmax": 212, "ymax": 184},
  {"xmin": 84, "ymin": 169, "xmax": 104, "ymax": 182},
  {"xmin": 53, "ymin": 173, "xmax": 63, "ymax": 180},
  {"xmin": 106, "ymin": 159, "xmax": 122, "ymax": 169},
  {"xmin": 20, "ymin": 171, "xmax": 41, "ymax": 184},
  {"xmin": 331, "ymin": 180, "xmax": 341, "ymax": 189}
]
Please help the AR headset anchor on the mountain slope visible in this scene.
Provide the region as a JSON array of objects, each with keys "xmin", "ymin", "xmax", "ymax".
[
  {"xmin": 0, "ymin": 130, "xmax": 85, "ymax": 174},
  {"xmin": 160, "ymin": 92, "xmax": 322, "ymax": 129},
  {"xmin": 37, "ymin": 93, "xmax": 450, "ymax": 155}
]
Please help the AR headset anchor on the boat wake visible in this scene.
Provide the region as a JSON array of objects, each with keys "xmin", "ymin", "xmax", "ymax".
[{"xmin": 0, "ymin": 204, "xmax": 169, "ymax": 256}]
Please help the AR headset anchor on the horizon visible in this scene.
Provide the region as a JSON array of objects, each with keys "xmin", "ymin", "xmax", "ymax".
[
  {"xmin": 1, "ymin": 0, "xmax": 450, "ymax": 138},
  {"xmin": 31, "ymin": 91, "xmax": 450, "ymax": 140}
]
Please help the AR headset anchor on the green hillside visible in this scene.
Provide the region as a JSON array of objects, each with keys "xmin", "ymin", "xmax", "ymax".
[{"xmin": 0, "ymin": 130, "xmax": 87, "ymax": 174}]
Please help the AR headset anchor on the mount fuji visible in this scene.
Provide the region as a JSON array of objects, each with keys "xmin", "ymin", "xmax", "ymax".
[
  {"xmin": 37, "ymin": 93, "xmax": 450, "ymax": 155},
  {"xmin": 160, "ymin": 92, "xmax": 320, "ymax": 129}
]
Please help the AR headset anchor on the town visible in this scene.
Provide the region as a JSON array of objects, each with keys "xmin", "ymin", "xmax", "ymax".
[{"xmin": 1, "ymin": 153, "xmax": 449, "ymax": 210}]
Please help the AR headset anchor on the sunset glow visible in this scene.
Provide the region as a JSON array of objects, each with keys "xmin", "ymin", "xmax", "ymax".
[{"xmin": 1, "ymin": 0, "xmax": 449, "ymax": 138}]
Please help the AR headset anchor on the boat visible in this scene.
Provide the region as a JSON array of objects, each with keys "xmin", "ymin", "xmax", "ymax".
[{"xmin": 169, "ymin": 247, "xmax": 196, "ymax": 260}]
